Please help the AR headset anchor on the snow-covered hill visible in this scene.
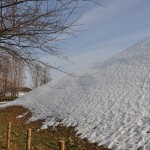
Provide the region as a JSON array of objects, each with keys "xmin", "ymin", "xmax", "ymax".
[{"xmin": 1, "ymin": 37, "xmax": 150, "ymax": 150}]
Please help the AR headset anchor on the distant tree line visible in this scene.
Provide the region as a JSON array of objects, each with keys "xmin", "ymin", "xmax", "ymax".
[
  {"xmin": 0, "ymin": 54, "xmax": 51, "ymax": 98},
  {"xmin": 0, "ymin": 55, "xmax": 25, "ymax": 98},
  {"xmin": 31, "ymin": 63, "xmax": 51, "ymax": 88}
]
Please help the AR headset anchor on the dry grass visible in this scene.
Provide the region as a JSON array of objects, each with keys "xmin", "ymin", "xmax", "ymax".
[{"xmin": 0, "ymin": 106, "xmax": 111, "ymax": 150}]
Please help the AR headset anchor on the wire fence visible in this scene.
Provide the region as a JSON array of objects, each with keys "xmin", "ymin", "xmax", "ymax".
[{"xmin": 2, "ymin": 122, "xmax": 81, "ymax": 150}]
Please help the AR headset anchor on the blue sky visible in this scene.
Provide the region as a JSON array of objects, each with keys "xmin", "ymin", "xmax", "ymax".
[
  {"xmin": 26, "ymin": 0, "xmax": 150, "ymax": 85},
  {"xmin": 49, "ymin": 0, "xmax": 150, "ymax": 78}
]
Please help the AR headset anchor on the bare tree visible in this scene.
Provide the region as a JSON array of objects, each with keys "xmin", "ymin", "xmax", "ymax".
[
  {"xmin": 31, "ymin": 63, "xmax": 51, "ymax": 88},
  {"xmin": 0, "ymin": 56, "xmax": 10, "ymax": 97},
  {"xmin": 0, "ymin": 0, "xmax": 102, "ymax": 73},
  {"xmin": 0, "ymin": 55, "xmax": 25, "ymax": 97},
  {"xmin": 42, "ymin": 64, "xmax": 51, "ymax": 85},
  {"xmin": 31, "ymin": 64, "xmax": 42, "ymax": 88}
]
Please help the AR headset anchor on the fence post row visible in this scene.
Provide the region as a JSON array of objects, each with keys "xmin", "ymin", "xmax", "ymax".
[{"xmin": 4, "ymin": 122, "xmax": 66, "ymax": 150}]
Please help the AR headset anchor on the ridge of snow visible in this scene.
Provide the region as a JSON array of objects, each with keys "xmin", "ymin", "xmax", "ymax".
[{"xmin": 1, "ymin": 37, "xmax": 150, "ymax": 150}]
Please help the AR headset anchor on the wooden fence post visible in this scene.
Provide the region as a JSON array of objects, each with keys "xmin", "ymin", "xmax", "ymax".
[
  {"xmin": 6, "ymin": 122, "xmax": 11, "ymax": 150},
  {"xmin": 26, "ymin": 128, "xmax": 32, "ymax": 150},
  {"xmin": 60, "ymin": 140, "xmax": 65, "ymax": 150}
]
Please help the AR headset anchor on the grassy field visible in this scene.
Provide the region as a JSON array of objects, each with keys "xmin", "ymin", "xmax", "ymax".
[{"xmin": 0, "ymin": 106, "xmax": 111, "ymax": 150}]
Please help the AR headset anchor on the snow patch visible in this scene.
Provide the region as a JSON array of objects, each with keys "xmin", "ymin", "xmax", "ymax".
[{"xmin": 1, "ymin": 37, "xmax": 150, "ymax": 150}]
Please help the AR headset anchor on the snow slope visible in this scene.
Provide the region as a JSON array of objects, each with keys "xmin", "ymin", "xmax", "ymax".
[{"xmin": 1, "ymin": 37, "xmax": 150, "ymax": 150}]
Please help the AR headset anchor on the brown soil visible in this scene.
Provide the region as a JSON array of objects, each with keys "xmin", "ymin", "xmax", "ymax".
[{"xmin": 0, "ymin": 106, "xmax": 111, "ymax": 150}]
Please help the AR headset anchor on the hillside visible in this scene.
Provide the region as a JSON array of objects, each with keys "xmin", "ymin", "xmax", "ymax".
[{"xmin": 1, "ymin": 37, "xmax": 150, "ymax": 150}]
